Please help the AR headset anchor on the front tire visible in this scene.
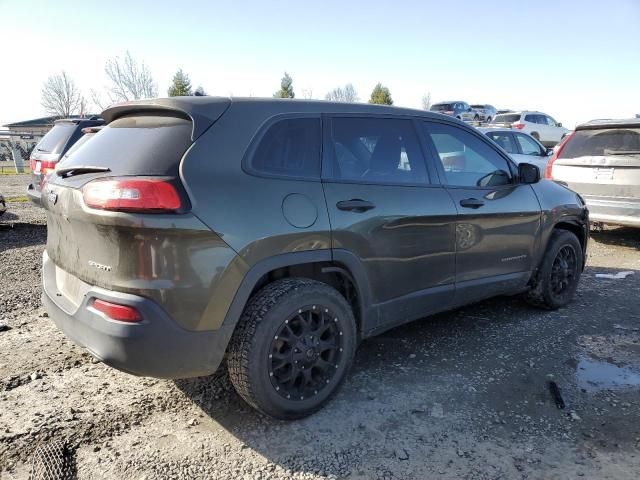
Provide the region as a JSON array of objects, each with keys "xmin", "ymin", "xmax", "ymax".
[
  {"xmin": 227, "ymin": 278, "xmax": 357, "ymax": 419},
  {"xmin": 526, "ymin": 230, "xmax": 583, "ymax": 309}
]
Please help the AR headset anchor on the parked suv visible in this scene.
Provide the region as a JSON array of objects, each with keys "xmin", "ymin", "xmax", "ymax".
[
  {"xmin": 491, "ymin": 111, "xmax": 569, "ymax": 147},
  {"xmin": 479, "ymin": 127, "xmax": 552, "ymax": 171},
  {"xmin": 430, "ymin": 101, "xmax": 479, "ymax": 122},
  {"xmin": 27, "ymin": 116, "xmax": 103, "ymax": 205},
  {"xmin": 42, "ymin": 98, "xmax": 588, "ymax": 419},
  {"xmin": 546, "ymin": 118, "xmax": 640, "ymax": 227},
  {"xmin": 470, "ymin": 104, "xmax": 497, "ymax": 123}
]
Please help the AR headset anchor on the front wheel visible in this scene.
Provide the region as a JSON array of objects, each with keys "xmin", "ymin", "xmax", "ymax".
[
  {"xmin": 526, "ymin": 230, "xmax": 583, "ymax": 309},
  {"xmin": 227, "ymin": 278, "xmax": 357, "ymax": 419}
]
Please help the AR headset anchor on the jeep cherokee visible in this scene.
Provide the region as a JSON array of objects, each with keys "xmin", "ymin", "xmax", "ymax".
[{"xmin": 42, "ymin": 97, "xmax": 588, "ymax": 419}]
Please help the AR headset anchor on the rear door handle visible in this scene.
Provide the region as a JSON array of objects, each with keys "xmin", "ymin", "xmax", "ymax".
[
  {"xmin": 336, "ymin": 199, "xmax": 376, "ymax": 212},
  {"xmin": 459, "ymin": 198, "xmax": 484, "ymax": 209}
]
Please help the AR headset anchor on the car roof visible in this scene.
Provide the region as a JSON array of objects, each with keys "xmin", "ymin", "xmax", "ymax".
[{"xmin": 576, "ymin": 118, "xmax": 640, "ymax": 130}]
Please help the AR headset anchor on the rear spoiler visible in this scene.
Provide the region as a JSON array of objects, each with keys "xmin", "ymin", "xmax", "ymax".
[{"xmin": 102, "ymin": 97, "xmax": 232, "ymax": 141}]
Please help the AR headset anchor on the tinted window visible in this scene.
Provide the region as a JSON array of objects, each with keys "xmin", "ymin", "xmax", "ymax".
[
  {"xmin": 251, "ymin": 118, "xmax": 320, "ymax": 179},
  {"xmin": 34, "ymin": 123, "xmax": 76, "ymax": 155},
  {"xmin": 59, "ymin": 114, "xmax": 192, "ymax": 176},
  {"xmin": 493, "ymin": 114, "xmax": 520, "ymax": 124},
  {"xmin": 486, "ymin": 132, "xmax": 517, "ymax": 154},
  {"xmin": 424, "ymin": 122, "xmax": 512, "ymax": 187},
  {"xmin": 431, "ymin": 104, "xmax": 453, "ymax": 112},
  {"xmin": 329, "ymin": 117, "xmax": 428, "ymax": 185},
  {"xmin": 559, "ymin": 128, "xmax": 640, "ymax": 159},
  {"xmin": 515, "ymin": 133, "xmax": 542, "ymax": 155},
  {"xmin": 58, "ymin": 132, "xmax": 97, "ymax": 165}
]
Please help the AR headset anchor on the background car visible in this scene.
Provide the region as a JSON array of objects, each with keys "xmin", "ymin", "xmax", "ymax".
[
  {"xmin": 478, "ymin": 127, "xmax": 552, "ymax": 171},
  {"xmin": 56, "ymin": 126, "xmax": 104, "ymax": 168},
  {"xmin": 27, "ymin": 116, "xmax": 103, "ymax": 205},
  {"xmin": 0, "ymin": 193, "xmax": 5, "ymax": 217},
  {"xmin": 491, "ymin": 111, "xmax": 569, "ymax": 147},
  {"xmin": 470, "ymin": 104, "xmax": 497, "ymax": 123},
  {"xmin": 430, "ymin": 101, "xmax": 480, "ymax": 121},
  {"xmin": 546, "ymin": 118, "xmax": 640, "ymax": 227}
]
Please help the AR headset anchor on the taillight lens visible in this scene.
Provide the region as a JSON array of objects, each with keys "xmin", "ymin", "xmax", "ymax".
[
  {"xmin": 512, "ymin": 122, "xmax": 525, "ymax": 129},
  {"xmin": 544, "ymin": 132, "xmax": 575, "ymax": 180},
  {"xmin": 82, "ymin": 178, "xmax": 182, "ymax": 213},
  {"xmin": 92, "ymin": 299, "xmax": 141, "ymax": 322}
]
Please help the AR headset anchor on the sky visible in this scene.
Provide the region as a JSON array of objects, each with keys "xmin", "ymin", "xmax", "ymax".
[{"xmin": 0, "ymin": 0, "xmax": 639, "ymax": 128}]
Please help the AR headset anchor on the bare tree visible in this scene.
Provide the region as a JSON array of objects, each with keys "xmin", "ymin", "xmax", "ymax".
[
  {"xmin": 90, "ymin": 88, "xmax": 108, "ymax": 112},
  {"xmin": 421, "ymin": 92, "xmax": 432, "ymax": 110},
  {"xmin": 301, "ymin": 88, "xmax": 314, "ymax": 99},
  {"xmin": 104, "ymin": 51, "xmax": 158, "ymax": 102},
  {"xmin": 40, "ymin": 71, "xmax": 83, "ymax": 117},
  {"xmin": 325, "ymin": 83, "xmax": 359, "ymax": 103}
]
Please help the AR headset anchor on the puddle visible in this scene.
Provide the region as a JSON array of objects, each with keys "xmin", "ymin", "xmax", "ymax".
[{"xmin": 576, "ymin": 358, "xmax": 640, "ymax": 392}]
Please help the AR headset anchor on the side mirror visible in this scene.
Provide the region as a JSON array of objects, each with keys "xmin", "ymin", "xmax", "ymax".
[
  {"xmin": 557, "ymin": 122, "xmax": 562, "ymax": 127},
  {"xmin": 518, "ymin": 162, "xmax": 540, "ymax": 184},
  {"xmin": 546, "ymin": 147, "xmax": 554, "ymax": 156}
]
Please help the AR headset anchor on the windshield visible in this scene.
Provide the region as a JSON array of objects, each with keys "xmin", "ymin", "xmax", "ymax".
[
  {"xmin": 559, "ymin": 128, "xmax": 640, "ymax": 159},
  {"xmin": 431, "ymin": 104, "xmax": 453, "ymax": 112},
  {"xmin": 493, "ymin": 114, "xmax": 520, "ymax": 124},
  {"xmin": 34, "ymin": 123, "xmax": 76, "ymax": 155}
]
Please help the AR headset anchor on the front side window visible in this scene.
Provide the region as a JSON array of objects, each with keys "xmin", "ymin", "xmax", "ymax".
[
  {"xmin": 328, "ymin": 117, "xmax": 428, "ymax": 185},
  {"xmin": 424, "ymin": 122, "xmax": 512, "ymax": 188},
  {"xmin": 486, "ymin": 132, "xmax": 517, "ymax": 154},
  {"xmin": 250, "ymin": 118, "xmax": 320, "ymax": 179},
  {"xmin": 544, "ymin": 116, "xmax": 557, "ymax": 127},
  {"xmin": 515, "ymin": 133, "xmax": 542, "ymax": 156}
]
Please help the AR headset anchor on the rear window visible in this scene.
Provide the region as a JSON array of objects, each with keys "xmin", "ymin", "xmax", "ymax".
[
  {"xmin": 493, "ymin": 114, "xmax": 520, "ymax": 124},
  {"xmin": 431, "ymin": 104, "xmax": 453, "ymax": 112},
  {"xmin": 249, "ymin": 118, "xmax": 321, "ymax": 179},
  {"xmin": 58, "ymin": 133, "xmax": 96, "ymax": 164},
  {"xmin": 34, "ymin": 123, "xmax": 76, "ymax": 155},
  {"xmin": 559, "ymin": 128, "xmax": 640, "ymax": 159},
  {"xmin": 59, "ymin": 113, "xmax": 192, "ymax": 176}
]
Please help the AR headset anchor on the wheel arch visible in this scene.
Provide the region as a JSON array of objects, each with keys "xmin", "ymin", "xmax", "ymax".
[{"xmin": 221, "ymin": 250, "xmax": 373, "ymax": 339}]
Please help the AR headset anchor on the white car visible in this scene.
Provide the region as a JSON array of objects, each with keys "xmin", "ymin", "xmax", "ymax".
[
  {"xmin": 478, "ymin": 127, "xmax": 553, "ymax": 172},
  {"xmin": 491, "ymin": 111, "xmax": 569, "ymax": 147}
]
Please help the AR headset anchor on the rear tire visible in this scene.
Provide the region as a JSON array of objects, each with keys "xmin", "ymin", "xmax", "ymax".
[
  {"xmin": 526, "ymin": 230, "xmax": 582, "ymax": 310},
  {"xmin": 227, "ymin": 278, "xmax": 357, "ymax": 419}
]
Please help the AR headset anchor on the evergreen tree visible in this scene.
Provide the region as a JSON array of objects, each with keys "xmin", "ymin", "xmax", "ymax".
[
  {"xmin": 273, "ymin": 72, "xmax": 295, "ymax": 98},
  {"xmin": 368, "ymin": 83, "xmax": 393, "ymax": 105},
  {"xmin": 168, "ymin": 69, "xmax": 193, "ymax": 97}
]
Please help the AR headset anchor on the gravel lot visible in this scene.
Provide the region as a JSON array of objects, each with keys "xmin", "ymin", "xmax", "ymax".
[{"xmin": 1, "ymin": 174, "xmax": 639, "ymax": 479}]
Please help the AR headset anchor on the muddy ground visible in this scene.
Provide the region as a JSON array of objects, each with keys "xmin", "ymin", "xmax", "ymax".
[{"xmin": 1, "ymin": 175, "xmax": 639, "ymax": 479}]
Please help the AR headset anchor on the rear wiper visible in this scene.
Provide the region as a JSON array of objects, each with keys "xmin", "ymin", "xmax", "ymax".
[
  {"xmin": 56, "ymin": 166, "xmax": 111, "ymax": 178},
  {"xmin": 604, "ymin": 150, "xmax": 640, "ymax": 156}
]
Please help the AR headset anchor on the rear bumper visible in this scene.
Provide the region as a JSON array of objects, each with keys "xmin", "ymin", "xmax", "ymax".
[
  {"xmin": 42, "ymin": 251, "xmax": 234, "ymax": 379},
  {"xmin": 584, "ymin": 195, "xmax": 640, "ymax": 227},
  {"xmin": 27, "ymin": 183, "xmax": 42, "ymax": 206}
]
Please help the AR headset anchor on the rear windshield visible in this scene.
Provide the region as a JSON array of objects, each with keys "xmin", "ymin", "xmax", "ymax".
[
  {"xmin": 493, "ymin": 114, "xmax": 520, "ymax": 124},
  {"xmin": 431, "ymin": 104, "xmax": 453, "ymax": 111},
  {"xmin": 471, "ymin": 105, "xmax": 484, "ymax": 109},
  {"xmin": 559, "ymin": 127, "xmax": 640, "ymax": 159},
  {"xmin": 34, "ymin": 123, "xmax": 76, "ymax": 154},
  {"xmin": 58, "ymin": 132, "xmax": 96, "ymax": 164},
  {"xmin": 59, "ymin": 113, "xmax": 192, "ymax": 176}
]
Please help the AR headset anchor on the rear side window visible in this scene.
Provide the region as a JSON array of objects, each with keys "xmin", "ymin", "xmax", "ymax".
[
  {"xmin": 34, "ymin": 123, "xmax": 76, "ymax": 155},
  {"xmin": 486, "ymin": 132, "xmax": 517, "ymax": 154},
  {"xmin": 559, "ymin": 128, "xmax": 640, "ymax": 159},
  {"xmin": 493, "ymin": 114, "xmax": 520, "ymax": 124},
  {"xmin": 431, "ymin": 104, "xmax": 453, "ymax": 112},
  {"xmin": 249, "ymin": 118, "xmax": 320, "ymax": 179},
  {"xmin": 59, "ymin": 113, "xmax": 192, "ymax": 176},
  {"xmin": 328, "ymin": 117, "xmax": 428, "ymax": 185}
]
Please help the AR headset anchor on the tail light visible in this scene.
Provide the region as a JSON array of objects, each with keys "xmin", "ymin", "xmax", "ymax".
[
  {"xmin": 544, "ymin": 132, "xmax": 575, "ymax": 179},
  {"xmin": 82, "ymin": 178, "xmax": 182, "ymax": 213},
  {"xmin": 92, "ymin": 299, "xmax": 141, "ymax": 322},
  {"xmin": 31, "ymin": 159, "xmax": 57, "ymax": 176},
  {"xmin": 512, "ymin": 122, "xmax": 525, "ymax": 129}
]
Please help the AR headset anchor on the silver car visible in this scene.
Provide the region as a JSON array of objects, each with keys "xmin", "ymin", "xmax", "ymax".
[
  {"xmin": 547, "ymin": 118, "xmax": 640, "ymax": 227},
  {"xmin": 478, "ymin": 127, "xmax": 552, "ymax": 172}
]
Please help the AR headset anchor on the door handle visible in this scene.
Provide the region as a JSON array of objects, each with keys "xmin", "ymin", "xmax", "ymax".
[
  {"xmin": 336, "ymin": 199, "xmax": 376, "ymax": 212},
  {"xmin": 459, "ymin": 198, "xmax": 484, "ymax": 209}
]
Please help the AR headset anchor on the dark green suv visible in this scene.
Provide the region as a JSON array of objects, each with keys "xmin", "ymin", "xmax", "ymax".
[{"xmin": 42, "ymin": 97, "xmax": 588, "ymax": 419}]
